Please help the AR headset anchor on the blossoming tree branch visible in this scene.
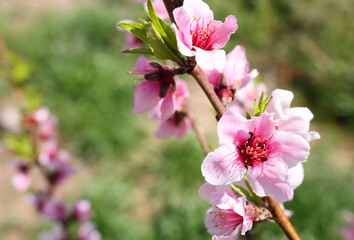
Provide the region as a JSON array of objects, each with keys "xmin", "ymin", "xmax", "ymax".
[{"xmin": 118, "ymin": 0, "xmax": 320, "ymax": 239}]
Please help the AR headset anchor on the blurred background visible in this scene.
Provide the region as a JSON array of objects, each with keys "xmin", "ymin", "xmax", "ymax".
[{"xmin": 0, "ymin": 0, "xmax": 353, "ymax": 239}]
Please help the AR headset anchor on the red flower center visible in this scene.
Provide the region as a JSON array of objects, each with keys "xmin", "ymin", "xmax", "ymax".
[
  {"xmin": 190, "ymin": 16, "xmax": 217, "ymax": 50},
  {"xmin": 237, "ymin": 129, "xmax": 273, "ymax": 168}
]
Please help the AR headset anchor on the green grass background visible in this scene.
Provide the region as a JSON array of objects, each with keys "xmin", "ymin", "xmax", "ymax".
[{"xmin": 0, "ymin": 0, "xmax": 353, "ymax": 239}]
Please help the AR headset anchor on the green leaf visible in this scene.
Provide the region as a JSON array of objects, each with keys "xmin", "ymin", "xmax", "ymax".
[
  {"xmin": 122, "ymin": 48, "xmax": 154, "ymax": 55},
  {"xmin": 147, "ymin": 24, "xmax": 179, "ymax": 61},
  {"xmin": 245, "ymin": 110, "xmax": 251, "ymax": 120},
  {"xmin": 146, "ymin": 0, "xmax": 183, "ymax": 62},
  {"xmin": 117, "ymin": 22, "xmax": 148, "ymax": 43},
  {"xmin": 253, "ymin": 99, "xmax": 260, "ymax": 116},
  {"xmin": 4, "ymin": 134, "xmax": 34, "ymax": 159}
]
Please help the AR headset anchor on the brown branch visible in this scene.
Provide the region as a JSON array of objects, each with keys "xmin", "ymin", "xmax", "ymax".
[
  {"xmin": 190, "ymin": 65, "xmax": 225, "ymax": 118},
  {"xmin": 265, "ymin": 196, "xmax": 301, "ymax": 240}
]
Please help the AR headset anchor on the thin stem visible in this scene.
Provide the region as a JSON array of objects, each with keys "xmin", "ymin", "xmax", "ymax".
[
  {"xmin": 265, "ymin": 196, "xmax": 301, "ymax": 240},
  {"xmin": 188, "ymin": 64, "xmax": 301, "ymax": 240},
  {"xmin": 190, "ymin": 65, "xmax": 225, "ymax": 118},
  {"xmin": 189, "ymin": 116, "xmax": 210, "ymax": 155}
]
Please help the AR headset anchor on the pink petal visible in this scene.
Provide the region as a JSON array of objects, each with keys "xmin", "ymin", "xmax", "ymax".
[
  {"xmin": 205, "ymin": 69, "xmax": 221, "ymax": 87},
  {"xmin": 195, "ymin": 48, "xmax": 226, "ymax": 71},
  {"xmin": 239, "ymin": 69, "xmax": 259, "ymax": 90},
  {"xmin": 275, "ymin": 131, "xmax": 310, "ymax": 168},
  {"xmin": 287, "ymin": 163, "xmax": 304, "ymax": 190},
  {"xmin": 160, "ymin": 90, "xmax": 175, "ymax": 121},
  {"xmin": 211, "ymin": 15, "xmax": 238, "ymax": 49},
  {"xmin": 132, "ymin": 81, "xmax": 161, "ymax": 114},
  {"xmin": 182, "ymin": 0, "xmax": 213, "ymax": 21},
  {"xmin": 132, "ymin": 56, "xmax": 155, "ymax": 74},
  {"xmin": 171, "ymin": 23, "xmax": 194, "ymax": 56},
  {"xmin": 248, "ymin": 113, "xmax": 277, "ymax": 139},
  {"xmin": 247, "ymin": 158, "xmax": 293, "ymax": 202},
  {"xmin": 223, "ymin": 45, "xmax": 248, "ymax": 85},
  {"xmin": 217, "ymin": 109, "xmax": 249, "ymax": 146},
  {"xmin": 198, "ymin": 182, "xmax": 217, "ymax": 201},
  {"xmin": 12, "ymin": 173, "xmax": 31, "ymax": 192},
  {"xmin": 171, "ymin": 6, "xmax": 194, "ymax": 52},
  {"xmin": 155, "ymin": 121, "xmax": 176, "ymax": 139},
  {"xmin": 267, "ymin": 89, "xmax": 294, "ymax": 119},
  {"xmin": 202, "ymin": 144, "xmax": 246, "ymax": 185}
]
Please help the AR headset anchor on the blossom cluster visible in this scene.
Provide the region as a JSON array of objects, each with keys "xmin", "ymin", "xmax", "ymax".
[
  {"xmin": 118, "ymin": 0, "xmax": 320, "ymax": 239},
  {"xmin": 7, "ymin": 107, "xmax": 101, "ymax": 240}
]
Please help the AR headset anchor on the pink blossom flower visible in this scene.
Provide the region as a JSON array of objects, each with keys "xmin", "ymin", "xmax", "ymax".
[
  {"xmin": 266, "ymin": 89, "xmax": 320, "ymax": 142},
  {"xmin": 134, "ymin": 0, "xmax": 169, "ymax": 20},
  {"xmin": 131, "ymin": 56, "xmax": 177, "ymax": 121},
  {"xmin": 199, "ymin": 183, "xmax": 256, "ymax": 239},
  {"xmin": 235, "ymin": 80, "xmax": 267, "ymax": 111},
  {"xmin": 78, "ymin": 222, "xmax": 102, "ymax": 240},
  {"xmin": 40, "ymin": 197, "xmax": 68, "ymax": 222},
  {"xmin": 172, "ymin": 0, "xmax": 238, "ymax": 71},
  {"xmin": 38, "ymin": 116, "xmax": 57, "ymax": 140},
  {"xmin": 11, "ymin": 162, "xmax": 31, "ymax": 192},
  {"xmin": 39, "ymin": 225, "xmax": 67, "ymax": 240},
  {"xmin": 201, "ymin": 108, "xmax": 310, "ymax": 202},
  {"xmin": 38, "ymin": 139, "xmax": 75, "ymax": 186},
  {"xmin": 74, "ymin": 199, "xmax": 92, "ymax": 222},
  {"xmin": 117, "ymin": 20, "xmax": 144, "ymax": 50},
  {"xmin": 206, "ymin": 46, "xmax": 259, "ymax": 102},
  {"xmin": 151, "ymin": 80, "xmax": 192, "ymax": 139},
  {"xmin": 341, "ymin": 212, "xmax": 354, "ymax": 240}
]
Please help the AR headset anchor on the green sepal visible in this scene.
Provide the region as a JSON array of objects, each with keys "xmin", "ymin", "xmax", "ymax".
[
  {"xmin": 252, "ymin": 91, "xmax": 273, "ymax": 117},
  {"xmin": 122, "ymin": 48, "xmax": 154, "ymax": 56},
  {"xmin": 230, "ymin": 184, "xmax": 252, "ymax": 199},
  {"xmin": 117, "ymin": 22, "xmax": 149, "ymax": 43},
  {"xmin": 253, "ymin": 99, "xmax": 261, "ymax": 117},
  {"xmin": 245, "ymin": 110, "xmax": 251, "ymax": 120},
  {"xmin": 244, "ymin": 176, "xmax": 263, "ymax": 206}
]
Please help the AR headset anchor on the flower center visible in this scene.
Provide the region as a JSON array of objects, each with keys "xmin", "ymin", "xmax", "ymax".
[
  {"xmin": 210, "ymin": 208, "xmax": 243, "ymax": 235},
  {"xmin": 237, "ymin": 129, "xmax": 272, "ymax": 168},
  {"xmin": 190, "ymin": 16, "xmax": 217, "ymax": 50}
]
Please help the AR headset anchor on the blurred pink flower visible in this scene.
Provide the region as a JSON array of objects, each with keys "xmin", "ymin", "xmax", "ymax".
[
  {"xmin": 131, "ymin": 56, "xmax": 177, "ymax": 121},
  {"xmin": 206, "ymin": 46, "xmax": 259, "ymax": 102},
  {"xmin": 267, "ymin": 89, "xmax": 320, "ymax": 142},
  {"xmin": 78, "ymin": 222, "xmax": 101, "ymax": 240},
  {"xmin": 134, "ymin": 0, "xmax": 169, "ymax": 20},
  {"xmin": 11, "ymin": 162, "xmax": 31, "ymax": 192},
  {"xmin": 151, "ymin": 80, "xmax": 192, "ymax": 139},
  {"xmin": 201, "ymin": 109, "xmax": 310, "ymax": 202},
  {"xmin": 172, "ymin": 0, "xmax": 237, "ymax": 71},
  {"xmin": 341, "ymin": 212, "xmax": 354, "ymax": 240},
  {"xmin": 74, "ymin": 199, "xmax": 92, "ymax": 222},
  {"xmin": 199, "ymin": 183, "xmax": 255, "ymax": 239},
  {"xmin": 40, "ymin": 197, "xmax": 68, "ymax": 222},
  {"xmin": 38, "ymin": 139, "xmax": 75, "ymax": 186},
  {"xmin": 39, "ymin": 225, "xmax": 67, "ymax": 240},
  {"xmin": 235, "ymin": 80, "xmax": 267, "ymax": 111}
]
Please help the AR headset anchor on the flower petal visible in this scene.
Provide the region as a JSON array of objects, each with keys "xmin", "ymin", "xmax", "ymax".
[
  {"xmin": 132, "ymin": 81, "xmax": 161, "ymax": 114},
  {"xmin": 182, "ymin": 0, "xmax": 213, "ymax": 21},
  {"xmin": 247, "ymin": 158, "xmax": 293, "ymax": 202},
  {"xmin": 202, "ymin": 144, "xmax": 246, "ymax": 185},
  {"xmin": 160, "ymin": 90, "xmax": 175, "ymax": 121},
  {"xmin": 287, "ymin": 163, "xmax": 304, "ymax": 190},
  {"xmin": 217, "ymin": 109, "xmax": 249, "ymax": 146},
  {"xmin": 211, "ymin": 15, "xmax": 238, "ymax": 49},
  {"xmin": 195, "ymin": 48, "xmax": 226, "ymax": 72},
  {"xmin": 275, "ymin": 131, "xmax": 310, "ymax": 168}
]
